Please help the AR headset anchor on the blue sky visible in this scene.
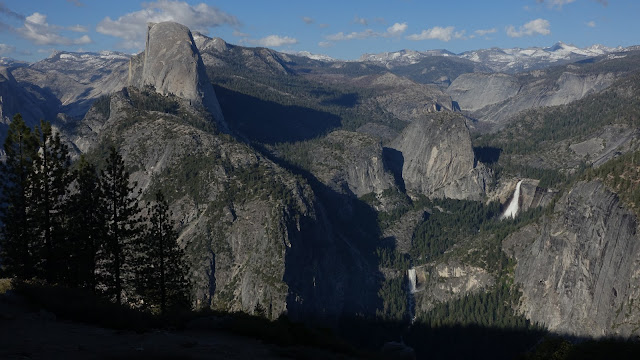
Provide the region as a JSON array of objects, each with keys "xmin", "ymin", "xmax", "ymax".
[{"xmin": 0, "ymin": 0, "xmax": 637, "ymax": 62}]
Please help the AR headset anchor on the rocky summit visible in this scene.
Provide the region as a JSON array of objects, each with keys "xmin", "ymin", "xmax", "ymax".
[
  {"xmin": 128, "ymin": 22, "xmax": 225, "ymax": 129},
  {"xmin": 389, "ymin": 112, "xmax": 491, "ymax": 200}
]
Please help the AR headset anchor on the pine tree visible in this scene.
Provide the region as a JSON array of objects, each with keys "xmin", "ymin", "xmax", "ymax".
[
  {"xmin": 68, "ymin": 156, "xmax": 105, "ymax": 290},
  {"xmin": 0, "ymin": 114, "xmax": 38, "ymax": 279},
  {"xmin": 99, "ymin": 146, "xmax": 141, "ymax": 305},
  {"xmin": 32, "ymin": 121, "xmax": 72, "ymax": 282},
  {"xmin": 142, "ymin": 190, "xmax": 190, "ymax": 314}
]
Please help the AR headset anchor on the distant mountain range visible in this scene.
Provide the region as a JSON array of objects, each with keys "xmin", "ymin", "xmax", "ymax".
[
  {"xmin": 2, "ymin": 41, "xmax": 635, "ymax": 76},
  {"xmin": 359, "ymin": 42, "xmax": 631, "ymax": 72}
]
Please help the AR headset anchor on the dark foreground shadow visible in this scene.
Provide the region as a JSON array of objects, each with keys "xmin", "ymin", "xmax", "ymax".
[{"xmin": 7, "ymin": 282, "xmax": 640, "ymax": 360}]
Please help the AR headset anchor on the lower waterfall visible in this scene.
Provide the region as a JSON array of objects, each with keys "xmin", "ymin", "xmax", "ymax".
[
  {"xmin": 407, "ymin": 268, "xmax": 417, "ymax": 294},
  {"xmin": 407, "ymin": 268, "xmax": 417, "ymax": 323}
]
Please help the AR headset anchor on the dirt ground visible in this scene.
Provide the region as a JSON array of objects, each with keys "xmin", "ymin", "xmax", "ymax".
[{"xmin": 0, "ymin": 292, "xmax": 357, "ymax": 360}]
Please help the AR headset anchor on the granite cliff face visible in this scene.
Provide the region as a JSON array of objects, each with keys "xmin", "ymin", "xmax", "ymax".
[
  {"xmin": 389, "ymin": 113, "xmax": 491, "ymax": 200},
  {"xmin": 0, "ymin": 67, "xmax": 50, "ymax": 134},
  {"xmin": 128, "ymin": 22, "xmax": 225, "ymax": 128},
  {"xmin": 504, "ymin": 181, "xmax": 640, "ymax": 337},
  {"xmin": 301, "ymin": 130, "xmax": 397, "ymax": 198},
  {"xmin": 448, "ymin": 69, "xmax": 617, "ymax": 129},
  {"xmin": 446, "ymin": 73, "xmax": 521, "ymax": 112},
  {"xmin": 412, "ymin": 262, "xmax": 495, "ymax": 313}
]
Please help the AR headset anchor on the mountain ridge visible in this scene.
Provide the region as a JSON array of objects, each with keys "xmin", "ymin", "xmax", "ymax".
[{"xmin": 358, "ymin": 41, "xmax": 629, "ymax": 72}]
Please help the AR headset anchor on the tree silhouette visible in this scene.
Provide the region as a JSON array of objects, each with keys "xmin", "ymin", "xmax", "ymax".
[
  {"xmin": 141, "ymin": 190, "xmax": 190, "ymax": 314},
  {"xmin": 99, "ymin": 146, "xmax": 141, "ymax": 305},
  {"xmin": 32, "ymin": 120, "xmax": 72, "ymax": 282},
  {"xmin": 68, "ymin": 155, "xmax": 105, "ymax": 290},
  {"xmin": 0, "ymin": 114, "xmax": 39, "ymax": 279}
]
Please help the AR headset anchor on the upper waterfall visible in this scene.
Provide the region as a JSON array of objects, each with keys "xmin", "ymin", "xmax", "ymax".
[{"xmin": 501, "ymin": 180, "xmax": 523, "ymax": 219}]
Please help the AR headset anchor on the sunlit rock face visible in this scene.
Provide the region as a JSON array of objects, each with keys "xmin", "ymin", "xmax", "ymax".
[
  {"xmin": 128, "ymin": 21, "xmax": 225, "ymax": 128},
  {"xmin": 504, "ymin": 181, "xmax": 640, "ymax": 337},
  {"xmin": 389, "ymin": 113, "xmax": 491, "ymax": 200}
]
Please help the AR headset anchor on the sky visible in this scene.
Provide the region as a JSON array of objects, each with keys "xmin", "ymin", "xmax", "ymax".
[{"xmin": 0, "ymin": 0, "xmax": 638, "ymax": 62}]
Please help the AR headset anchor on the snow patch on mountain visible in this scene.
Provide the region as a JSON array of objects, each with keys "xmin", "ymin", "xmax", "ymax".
[
  {"xmin": 361, "ymin": 42, "xmax": 628, "ymax": 72},
  {"xmin": 359, "ymin": 49, "xmax": 454, "ymax": 68},
  {"xmin": 288, "ymin": 51, "xmax": 336, "ymax": 62}
]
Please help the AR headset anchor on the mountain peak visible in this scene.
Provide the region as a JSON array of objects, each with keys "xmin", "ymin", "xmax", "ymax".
[{"xmin": 127, "ymin": 21, "xmax": 225, "ymax": 128}]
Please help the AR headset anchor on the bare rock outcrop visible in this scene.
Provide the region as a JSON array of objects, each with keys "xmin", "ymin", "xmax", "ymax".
[
  {"xmin": 503, "ymin": 181, "xmax": 640, "ymax": 337},
  {"xmin": 303, "ymin": 130, "xmax": 398, "ymax": 198},
  {"xmin": 412, "ymin": 262, "xmax": 495, "ymax": 313},
  {"xmin": 389, "ymin": 113, "xmax": 491, "ymax": 200},
  {"xmin": 128, "ymin": 22, "xmax": 225, "ymax": 128},
  {"xmin": 449, "ymin": 70, "xmax": 616, "ymax": 129},
  {"xmin": 0, "ymin": 67, "xmax": 51, "ymax": 141},
  {"xmin": 447, "ymin": 73, "xmax": 520, "ymax": 112}
]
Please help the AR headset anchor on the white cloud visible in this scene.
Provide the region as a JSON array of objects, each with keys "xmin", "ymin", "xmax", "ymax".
[
  {"xmin": 386, "ymin": 22, "xmax": 407, "ymax": 36},
  {"xmin": 536, "ymin": 0, "xmax": 576, "ymax": 8},
  {"xmin": 68, "ymin": 24, "xmax": 88, "ymax": 32},
  {"xmin": 595, "ymin": 0, "xmax": 608, "ymax": 6},
  {"xmin": 232, "ymin": 30, "xmax": 250, "ymax": 37},
  {"xmin": 17, "ymin": 12, "xmax": 92, "ymax": 45},
  {"xmin": 406, "ymin": 26, "xmax": 465, "ymax": 42},
  {"xmin": 353, "ymin": 16, "xmax": 367, "ymax": 26},
  {"xmin": 302, "ymin": 16, "xmax": 314, "ymax": 24},
  {"xmin": 318, "ymin": 41, "xmax": 332, "ymax": 48},
  {"xmin": 0, "ymin": 43, "xmax": 15, "ymax": 55},
  {"xmin": 506, "ymin": 18, "xmax": 551, "ymax": 38},
  {"xmin": 326, "ymin": 22, "xmax": 407, "ymax": 41},
  {"xmin": 475, "ymin": 28, "xmax": 497, "ymax": 36},
  {"xmin": 66, "ymin": 0, "xmax": 84, "ymax": 7},
  {"xmin": 326, "ymin": 29, "xmax": 377, "ymax": 41},
  {"xmin": 587, "ymin": 21, "xmax": 596, "ymax": 28},
  {"xmin": 319, "ymin": 23, "xmax": 329, "ymax": 29},
  {"xmin": 248, "ymin": 35, "xmax": 298, "ymax": 47},
  {"xmin": 96, "ymin": 0, "xmax": 239, "ymax": 49},
  {"xmin": 74, "ymin": 35, "xmax": 91, "ymax": 44}
]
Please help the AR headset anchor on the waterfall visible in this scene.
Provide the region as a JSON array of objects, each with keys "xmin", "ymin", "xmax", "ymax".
[
  {"xmin": 501, "ymin": 180, "xmax": 523, "ymax": 219},
  {"xmin": 407, "ymin": 268, "xmax": 417, "ymax": 323},
  {"xmin": 408, "ymin": 268, "xmax": 417, "ymax": 294}
]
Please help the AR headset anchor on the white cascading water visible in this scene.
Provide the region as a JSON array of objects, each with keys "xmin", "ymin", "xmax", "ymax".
[
  {"xmin": 501, "ymin": 180, "xmax": 523, "ymax": 219},
  {"xmin": 407, "ymin": 268, "xmax": 417, "ymax": 294},
  {"xmin": 407, "ymin": 268, "xmax": 417, "ymax": 323}
]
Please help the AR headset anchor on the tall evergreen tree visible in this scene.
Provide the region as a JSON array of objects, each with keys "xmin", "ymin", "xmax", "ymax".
[
  {"xmin": 32, "ymin": 121, "xmax": 72, "ymax": 282},
  {"xmin": 99, "ymin": 146, "xmax": 141, "ymax": 305},
  {"xmin": 0, "ymin": 114, "xmax": 38, "ymax": 279},
  {"xmin": 68, "ymin": 156, "xmax": 105, "ymax": 290},
  {"xmin": 142, "ymin": 190, "xmax": 190, "ymax": 314}
]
